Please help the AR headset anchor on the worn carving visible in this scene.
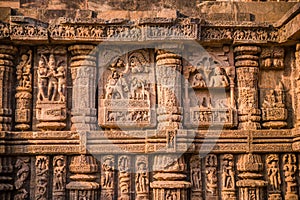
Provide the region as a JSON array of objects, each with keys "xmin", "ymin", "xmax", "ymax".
[
  {"xmin": 15, "ymin": 50, "xmax": 32, "ymax": 131},
  {"xmin": 36, "ymin": 46, "xmax": 67, "ymax": 131},
  {"xmin": 184, "ymin": 53, "xmax": 236, "ymax": 128},
  {"xmin": 53, "ymin": 156, "xmax": 66, "ymax": 200},
  {"xmin": 14, "ymin": 157, "xmax": 30, "ymax": 200},
  {"xmin": 101, "ymin": 155, "xmax": 115, "ymax": 200},
  {"xmin": 236, "ymin": 154, "xmax": 267, "ymax": 200},
  {"xmin": 266, "ymin": 154, "xmax": 282, "ymax": 200},
  {"xmin": 99, "ymin": 49, "xmax": 156, "ymax": 129},
  {"xmin": 0, "ymin": 23, "xmax": 10, "ymax": 38},
  {"xmin": 190, "ymin": 155, "xmax": 202, "ymax": 200},
  {"xmin": 135, "ymin": 156, "xmax": 149, "ymax": 200},
  {"xmin": 205, "ymin": 154, "xmax": 218, "ymax": 199},
  {"xmin": 35, "ymin": 156, "xmax": 49, "ymax": 200},
  {"xmin": 118, "ymin": 156, "xmax": 131, "ymax": 200},
  {"xmin": 221, "ymin": 154, "xmax": 236, "ymax": 200},
  {"xmin": 261, "ymin": 81, "xmax": 287, "ymax": 129},
  {"xmin": 0, "ymin": 157, "xmax": 14, "ymax": 200},
  {"xmin": 261, "ymin": 47, "xmax": 284, "ymax": 69},
  {"xmin": 283, "ymin": 154, "xmax": 298, "ymax": 200},
  {"xmin": 66, "ymin": 155, "xmax": 99, "ymax": 200}
]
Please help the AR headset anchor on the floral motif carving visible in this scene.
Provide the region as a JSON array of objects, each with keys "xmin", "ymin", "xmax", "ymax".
[
  {"xmin": 35, "ymin": 156, "xmax": 49, "ymax": 200},
  {"xmin": 14, "ymin": 157, "xmax": 30, "ymax": 200}
]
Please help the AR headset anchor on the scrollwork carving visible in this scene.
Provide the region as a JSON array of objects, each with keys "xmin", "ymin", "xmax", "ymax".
[
  {"xmin": 35, "ymin": 156, "xmax": 49, "ymax": 200},
  {"xmin": 14, "ymin": 157, "xmax": 30, "ymax": 200}
]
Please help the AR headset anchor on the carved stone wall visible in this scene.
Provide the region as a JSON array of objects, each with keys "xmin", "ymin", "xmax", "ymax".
[{"xmin": 0, "ymin": 1, "xmax": 300, "ymax": 200}]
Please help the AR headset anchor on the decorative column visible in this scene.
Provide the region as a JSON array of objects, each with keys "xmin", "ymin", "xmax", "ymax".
[
  {"xmin": 0, "ymin": 157, "xmax": 14, "ymax": 200},
  {"xmin": 150, "ymin": 48, "xmax": 190, "ymax": 200},
  {"xmin": 0, "ymin": 45, "xmax": 18, "ymax": 131},
  {"xmin": 15, "ymin": 50, "xmax": 32, "ymax": 130},
  {"xmin": 283, "ymin": 154, "xmax": 298, "ymax": 200},
  {"xmin": 35, "ymin": 156, "xmax": 49, "ymax": 200},
  {"xmin": 236, "ymin": 154, "xmax": 267, "ymax": 200},
  {"xmin": 295, "ymin": 44, "xmax": 300, "ymax": 127},
  {"xmin": 66, "ymin": 155, "xmax": 99, "ymax": 199},
  {"xmin": 234, "ymin": 46, "xmax": 261, "ymax": 130},
  {"xmin": 68, "ymin": 45, "xmax": 97, "ymax": 131},
  {"xmin": 14, "ymin": 157, "xmax": 30, "ymax": 200},
  {"xmin": 118, "ymin": 155, "xmax": 131, "ymax": 200}
]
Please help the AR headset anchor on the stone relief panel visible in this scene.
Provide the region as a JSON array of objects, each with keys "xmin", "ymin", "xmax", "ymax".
[
  {"xmin": 35, "ymin": 156, "xmax": 49, "ymax": 200},
  {"xmin": 135, "ymin": 156, "xmax": 149, "ymax": 200},
  {"xmin": 35, "ymin": 46, "xmax": 67, "ymax": 131},
  {"xmin": 101, "ymin": 155, "xmax": 115, "ymax": 200},
  {"xmin": 53, "ymin": 156, "xmax": 66, "ymax": 200},
  {"xmin": 183, "ymin": 48, "xmax": 236, "ymax": 129},
  {"xmin": 98, "ymin": 49, "xmax": 156, "ymax": 129},
  {"xmin": 14, "ymin": 157, "xmax": 30, "ymax": 200},
  {"xmin": 15, "ymin": 49, "xmax": 33, "ymax": 131}
]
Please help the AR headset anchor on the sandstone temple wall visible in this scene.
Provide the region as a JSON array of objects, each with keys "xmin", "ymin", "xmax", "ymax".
[{"xmin": 0, "ymin": 1, "xmax": 300, "ymax": 200}]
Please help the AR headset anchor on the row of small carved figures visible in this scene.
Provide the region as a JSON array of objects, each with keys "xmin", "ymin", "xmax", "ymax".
[
  {"xmin": 193, "ymin": 110, "xmax": 231, "ymax": 123},
  {"xmin": 201, "ymin": 28, "xmax": 278, "ymax": 41},
  {"xmin": 0, "ymin": 24, "xmax": 279, "ymax": 42},
  {"xmin": 107, "ymin": 110, "xmax": 149, "ymax": 122}
]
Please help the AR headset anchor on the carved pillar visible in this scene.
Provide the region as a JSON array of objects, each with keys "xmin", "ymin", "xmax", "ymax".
[
  {"xmin": 35, "ymin": 156, "xmax": 49, "ymax": 200},
  {"xmin": 151, "ymin": 155, "xmax": 190, "ymax": 200},
  {"xmin": 66, "ymin": 155, "xmax": 99, "ymax": 200},
  {"xmin": 0, "ymin": 157, "xmax": 14, "ymax": 200},
  {"xmin": 234, "ymin": 46, "xmax": 261, "ymax": 130},
  {"xmin": 68, "ymin": 45, "xmax": 97, "ymax": 131},
  {"xmin": 205, "ymin": 154, "xmax": 218, "ymax": 200},
  {"xmin": 53, "ymin": 156, "xmax": 67, "ymax": 200},
  {"xmin": 0, "ymin": 45, "xmax": 18, "ymax": 131},
  {"xmin": 190, "ymin": 155, "xmax": 202, "ymax": 200},
  {"xmin": 283, "ymin": 154, "xmax": 298, "ymax": 200},
  {"xmin": 118, "ymin": 155, "xmax": 131, "ymax": 200},
  {"xmin": 295, "ymin": 44, "xmax": 300, "ymax": 127},
  {"xmin": 236, "ymin": 154, "xmax": 267, "ymax": 200},
  {"xmin": 150, "ymin": 48, "xmax": 190, "ymax": 200},
  {"xmin": 155, "ymin": 49, "xmax": 183, "ymax": 133},
  {"xmin": 15, "ymin": 50, "xmax": 32, "ymax": 131},
  {"xmin": 14, "ymin": 157, "xmax": 30, "ymax": 200}
]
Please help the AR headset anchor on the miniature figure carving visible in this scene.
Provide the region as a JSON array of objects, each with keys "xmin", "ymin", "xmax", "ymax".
[
  {"xmin": 53, "ymin": 156, "xmax": 66, "ymax": 191},
  {"xmin": 16, "ymin": 50, "xmax": 32, "ymax": 88},
  {"xmin": 222, "ymin": 154, "xmax": 235, "ymax": 190},
  {"xmin": 102, "ymin": 157, "xmax": 114, "ymax": 189},
  {"xmin": 209, "ymin": 66, "xmax": 229, "ymax": 87},
  {"xmin": 283, "ymin": 154, "xmax": 298, "ymax": 198},
  {"xmin": 192, "ymin": 73, "xmax": 206, "ymax": 88},
  {"xmin": 205, "ymin": 154, "xmax": 218, "ymax": 196},
  {"xmin": 136, "ymin": 162, "xmax": 148, "ymax": 193},
  {"xmin": 266, "ymin": 154, "xmax": 281, "ymax": 193},
  {"xmin": 190, "ymin": 156, "xmax": 201, "ymax": 190},
  {"xmin": 37, "ymin": 54, "xmax": 66, "ymax": 102}
]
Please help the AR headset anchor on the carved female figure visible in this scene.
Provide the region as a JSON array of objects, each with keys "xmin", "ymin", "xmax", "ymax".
[
  {"xmin": 37, "ymin": 55, "xmax": 48, "ymax": 101},
  {"xmin": 55, "ymin": 65, "xmax": 66, "ymax": 102},
  {"xmin": 135, "ymin": 162, "xmax": 148, "ymax": 193},
  {"xmin": 102, "ymin": 158, "xmax": 114, "ymax": 188},
  {"xmin": 53, "ymin": 157, "xmax": 65, "ymax": 191},
  {"xmin": 47, "ymin": 54, "xmax": 58, "ymax": 101}
]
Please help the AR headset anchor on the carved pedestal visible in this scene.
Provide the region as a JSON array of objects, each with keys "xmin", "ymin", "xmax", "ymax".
[
  {"xmin": 66, "ymin": 155, "xmax": 99, "ymax": 200},
  {"xmin": 150, "ymin": 155, "xmax": 191, "ymax": 200},
  {"xmin": 236, "ymin": 154, "xmax": 267, "ymax": 200},
  {"xmin": 69, "ymin": 45, "xmax": 97, "ymax": 131},
  {"xmin": 234, "ymin": 46, "xmax": 261, "ymax": 130},
  {"xmin": 0, "ymin": 45, "xmax": 18, "ymax": 131},
  {"xmin": 0, "ymin": 157, "xmax": 13, "ymax": 200},
  {"xmin": 36, "ymin": 47, "xmax": 67, "ymax": 130}
]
